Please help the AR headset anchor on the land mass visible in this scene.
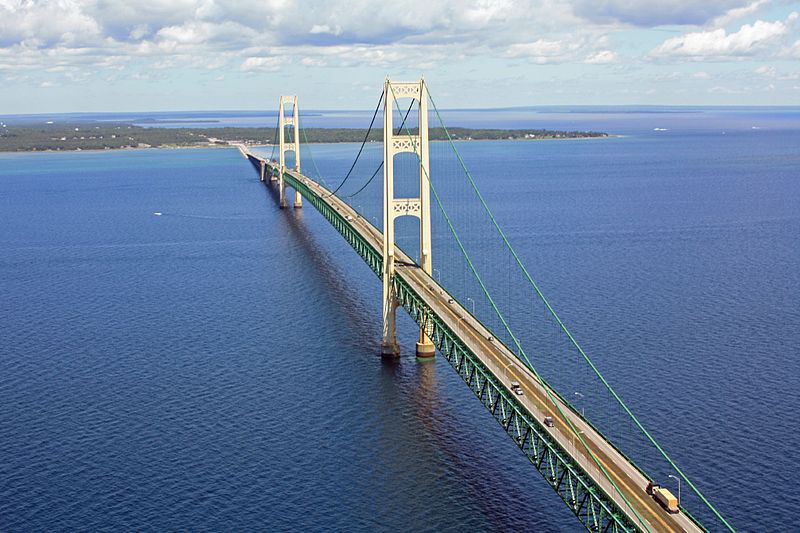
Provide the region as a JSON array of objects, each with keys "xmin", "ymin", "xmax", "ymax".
[{"xmin": 0, "ymin": 122, "xmax": 609, "ymax": 152}]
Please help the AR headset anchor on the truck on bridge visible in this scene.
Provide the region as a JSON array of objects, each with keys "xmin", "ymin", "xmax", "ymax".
[{"xmin": 647, "ymin": 482, "xmax": 680, "ymax": 514}]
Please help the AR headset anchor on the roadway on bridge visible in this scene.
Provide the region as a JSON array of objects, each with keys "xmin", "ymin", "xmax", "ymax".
[{"xmin": 255, "ymin": 154, "xmax": 699, "ymax": 533}]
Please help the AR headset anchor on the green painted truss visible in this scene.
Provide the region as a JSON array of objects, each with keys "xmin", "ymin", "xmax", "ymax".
[{"xmin": 248, "ymin": 157, "xmax": 641, "ymax": 532}]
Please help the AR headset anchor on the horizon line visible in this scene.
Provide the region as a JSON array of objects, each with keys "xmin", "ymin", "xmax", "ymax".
[{"xmin": 2, "ymin": 104, "xmax": 800, "ymax": 119}]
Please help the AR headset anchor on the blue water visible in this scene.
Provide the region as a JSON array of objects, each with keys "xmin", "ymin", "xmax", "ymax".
[{"xmin": 1, "ymin": 111, "xmax": 799, "ymax": 531}]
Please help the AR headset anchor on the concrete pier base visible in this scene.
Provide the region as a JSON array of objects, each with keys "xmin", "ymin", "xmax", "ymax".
[
  {"xmin": 294, "ymin": 202, "xmax": 303, "ymax": 209},
  {"xmin": 381, "ymin": 342, "xmax": 400, "ymax": 358},
  {"xmin": 280, "ymin": 199, "xmax": 288, "ymax": 209},
  {"xmin": 416, "ymin": 341, "xmax": 436, "ymax": 361}
]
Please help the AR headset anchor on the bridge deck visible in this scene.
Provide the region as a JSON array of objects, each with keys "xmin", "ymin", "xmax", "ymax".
[{"xmin": 247, "ymin": 150, "xmax": 700, "ymax": 533}]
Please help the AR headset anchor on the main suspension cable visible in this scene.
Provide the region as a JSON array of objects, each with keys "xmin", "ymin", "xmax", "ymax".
[
  {"xmin": 298, "ymin": 115, "xmax": 330, "ymax": 188},
  {"xmin": 324, "ymin": 91, "xmax": 383, "ymax": 198},
  {"xmin": 268, "ymin": 112, "xmax": 279, "ymax": 162},
  {"xmin": 340, "ymin": 99, "xmax": 415, "ymax": 200}
]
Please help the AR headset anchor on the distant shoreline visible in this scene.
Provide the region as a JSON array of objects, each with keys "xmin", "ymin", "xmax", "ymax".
[
  {"xmin": 0, "ymin": 136, "xmax": 620, "ymax": 155},
  {"xmin": 0, "ymin": 122, "xmax": 610, "ymax": 153}
]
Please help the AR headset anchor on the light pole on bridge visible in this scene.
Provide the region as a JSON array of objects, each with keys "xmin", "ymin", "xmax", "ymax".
[
  {"xmin": 574, "ymin": 391, "xmax": 585, "ymax": 417},
  {"xmin": 458, "ymin": 316, "xmax": 469, "ymax": 341},
  {"xmin": 502, "ymin": 360, "xmax": 516, "ymax": 381}
]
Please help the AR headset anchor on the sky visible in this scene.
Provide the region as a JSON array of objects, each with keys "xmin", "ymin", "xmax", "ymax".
[{"xmin": 1, "ymin": 0, "xmax": 799, "ymax": 113}]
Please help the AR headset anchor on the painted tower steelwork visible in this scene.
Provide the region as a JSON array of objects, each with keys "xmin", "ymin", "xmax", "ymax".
[
  {"xmin": 381, "ymin": 79, "xmax": 435, "ymax": 359},
  {"xmin": 278, "ymin": 95, "xmax": 302, "ymax": 209}
]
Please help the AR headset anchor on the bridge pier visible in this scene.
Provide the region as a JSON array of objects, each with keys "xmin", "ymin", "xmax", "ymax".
[
  {"xmin": 416, "ymin": 337, "xmax": 436, "ymax": 360},
  {"xmin": 279, "ymin": 172, "xmax": 288, "ymax": 209},
  {"xmin": 381, "ymin": 341, "xmax": 400, "ymax": 358},
  {"xmin": 294, "ymin": 190, "xmax": 302, "ymax": 209},
  {"xmin": 381, "ymin": 295, "xmax": 400, "ymax": 358}
]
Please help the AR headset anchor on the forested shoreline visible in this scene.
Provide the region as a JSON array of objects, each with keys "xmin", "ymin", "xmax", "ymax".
[{"xmin": 0, "ymin": 122, "xmax": 609, "ymax": 152}]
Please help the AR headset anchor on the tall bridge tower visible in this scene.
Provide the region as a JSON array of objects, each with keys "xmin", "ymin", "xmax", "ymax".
[
  {"xmin": 381, "ymin": 79, "xmax": 435, "ymax": 359},
  {"xmin": 279, "ymin": 95, "xmax": 302, "ymax": 209}
]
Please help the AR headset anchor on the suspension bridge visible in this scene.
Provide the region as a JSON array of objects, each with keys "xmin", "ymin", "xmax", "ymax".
[{"xmin": 236, "ymin": 80, "xmax": 735, "ymax": 532}]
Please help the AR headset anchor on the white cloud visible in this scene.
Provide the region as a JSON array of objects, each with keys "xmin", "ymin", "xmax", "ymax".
[
  {"xmin": 129, "ymin": 25, "xmax": 151, "ymax": 40},
  {"xmin": 0, "ymin": 0, "xmax": 580, "ymax": 77},
  {"xmin": 756, "ymin": 65, "xmax": 776, "ymax": 76},
  {"xmin": 156, "ymin": 24, "xmax": 205, "ymax": 45},
  {"xmin": 507, "ymin": 39, "xmax": 567, "ymax": 58},
  {"xmin": 710, "ymin": 0, "xmax": 770, "ymax": 28},
  {"xmin": 651, "ymin": 13, "xmax": 797, "ymax": 59},
  {"xmin": 585, "ymin": 50, "xmax": 618, "ymax": 64},
  {"xmin": 83, "ymin": 0, "xmax": 205, "ymax": 41},
  {"xmin": 571, "ymin": 0, "xmax": 755, "ymax": 26},
  {"xmin": 0, "ymin": 0, "xmax": 797, "ymax": 107},
  {"xmin": 755, "ymin": 65, "xmax": 800, "ymax": 80},
  {"xmin": 709, "ymin": 85, "xmax": 745, "ymax": 93},
  {"xmin": 788, "ymin": 38, "xmax": 800, "ymax": 57},
  {"xmin": 241, "ymin": 56, "xmax": 287, "ymax": 72},
  {"xmin": 505, "ymin": 32, "xmax": 616, "ymax": 64},
  {"xmin": 309, "ymin": 24, "xmax": 342, "ymax": 36},
  {"xmin": 653, "ymin": 70, "xmax": 714, "ymax": 81},
  {"xmin": 0, "ymin": 0, "xmax": 100, "ymax": 46},
  {"xmin": 301, "ymin": 56, "xmax": 327, "ymax": 66}
]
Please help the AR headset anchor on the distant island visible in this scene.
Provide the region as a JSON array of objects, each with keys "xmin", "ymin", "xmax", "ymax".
[{"xmin": 0, "ymin": 122, "xmax": 609, "ymax": 152}]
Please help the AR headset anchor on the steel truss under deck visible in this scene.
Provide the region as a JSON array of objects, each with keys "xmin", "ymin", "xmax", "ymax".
[{"xmin": 248, "ymin": 156, "xmax": 640, "ymax": 532}]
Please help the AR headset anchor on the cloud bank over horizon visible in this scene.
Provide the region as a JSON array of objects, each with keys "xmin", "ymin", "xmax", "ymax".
[{"xmin": 0, "ymin": 0, "xmax": 798, "ymax": 112}]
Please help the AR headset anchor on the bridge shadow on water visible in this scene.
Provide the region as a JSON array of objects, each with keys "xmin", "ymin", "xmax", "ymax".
[
  {"xmin": 258, "ymin": 178, "xmax": 381, "ymax": 355},
  {"xmin": 412, "ymin": 360, "xmax": 559, "ymax": 531}
]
